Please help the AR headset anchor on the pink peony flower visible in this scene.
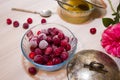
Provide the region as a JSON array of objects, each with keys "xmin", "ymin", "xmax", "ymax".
[{"xmin": 101, "ymin": 23, "xmax": 120, "ymax": 58}]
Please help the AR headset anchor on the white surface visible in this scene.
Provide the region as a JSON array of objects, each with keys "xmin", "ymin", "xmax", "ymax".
[{"xmin": 0, "ymin": 0, "xmax": 120, "ymax": 80}]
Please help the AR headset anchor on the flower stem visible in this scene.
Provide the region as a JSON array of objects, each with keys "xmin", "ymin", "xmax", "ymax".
[{"xmin": 108, "ymin": 0, "xmax": 116, "ymax": 13}]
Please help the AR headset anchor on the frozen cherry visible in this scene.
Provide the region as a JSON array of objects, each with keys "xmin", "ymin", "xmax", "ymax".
[
  {"xmin": 43, "ymin": 55, "xmax": 49, "ymax": 64},
  {"xmin": 26, "ymin": 30, "xmax": 34, "ymax": 39},
  {"xmin": 90, "ymin": 28, "xmax": 96, "ymax": 34},
  {"xmin": 28, "ymin": 67, "xmax": 37, "ymax": 75},
  {"xmin": 47, "ymin": 61, "xmax": 53, "ymax": 65},
  {"xmin": 52, "ymin": 57, "xmax": 62, "ymax": 65},
  {"xmin": 46, "ymin": 36, "xmax": 53, "ymax": 44},
  {"xmin": 61, "ymin": 52, "xmax": 69, "ymax": 61},
  {"xmin": 29, "ymin": 52, "xmax": 36, "ymax": 59},
  {"xmin": 27, "ymin": 18, "xmax": 33, "ymax": 24},
  {"xmin": 65, "ymin": 43, "xmax": 71, "ymax": 51},
  {"xmin": 23, "ymin": 23, "xmax": 29, "ymax": 29},
  {"xmin": 30, "ymin": 46, "xmax": 35, "ymax": 52},
  {"xmin": 58, "ymin": 32, "xmax": 65, "ymax": 40},
  {"xmin": 45, "ymin": 47, "xmax": 53, "ymax": 55},
  {"xmin": 38, "ymin": 33, "xmax": 47, "ymax": 40},
  {"xmin": 34, "ymin": 48, "xmax": 43, "ymax": 55},
  {"xmin": 6, "ymin": 18, "xmax": 12, "ymax": 25},
  {"xmin": 54, "ymin": 47, "xmax": 62, "ymax": 56},
  {"xmin": 29, "ymin": 39, "xmax": 38, "ymax": 48},
  {"xmin": 53, "ymin": 37, "xmax": 60, "ymax": 46},
  {"xmin": 34, "ymin": 55, "xmax": 44, "ymax": 64},
  {"xmin": 39, "ymin": 40, "xmax": 48, "ymax": 49},
  {"xmin": 41, "ymin": 18, "xmax": 46, "ymax": 24},
  {"xmin": 60, "ymin": 39, "xmax": 68, "ymax": 48},
  {"xmin": 13, "ymin": 21, "xmax": 19, "ymax": 27}
]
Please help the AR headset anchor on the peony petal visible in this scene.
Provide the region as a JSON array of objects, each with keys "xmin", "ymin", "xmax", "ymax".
[
  {"xmin": 117, "ymin": 46, "xmax": 120, "ymax": 57},
  {"xmin": 110, "ymin": 47, "xmax": 118, "ymax": 57},
  {"xmin": 104, "ymin": 45, "xmax": 113, "ymax": 54},
  {"xmin": 112, "ymin": 23, "xmax": 120, "ymax": 38}
]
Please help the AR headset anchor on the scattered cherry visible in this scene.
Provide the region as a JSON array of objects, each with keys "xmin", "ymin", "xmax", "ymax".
[
  {"xmin": 28, "ymin": 67, "xmax": 37, "ymax": 75},
  {"xmin": 23, "ymin": 23, "xmax": 29, "ymax": 29},
  {"xmin": 6, "ymin": 18, "xmax": 12, "ymax": 25},
  {"xmin": 27, "ymin": 18, "xmax": 33, "ymax": 24},
  {"xmin": 13, "ymin": 21, "xmax": 19, "ymax": 27},
  {"xmin": 90, "ymin": 28, "xmax": 96, "ymax": 34},
  {"xmin": 41, "ymin": 18, "xmax": 46, "ymax": 24}
]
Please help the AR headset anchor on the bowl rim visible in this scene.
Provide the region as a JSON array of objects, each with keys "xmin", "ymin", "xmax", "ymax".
[
  {"xmin": 57, "ymin": 0, "xmax": 95, "ymax": 13},
  {"xmin": 21, "ymin": 23, "xmax": 77, "ymax": 69}
]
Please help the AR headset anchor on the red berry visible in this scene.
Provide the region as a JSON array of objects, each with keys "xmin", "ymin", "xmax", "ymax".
[
  {"xmin": 34, "ymin": 55, "xmax": 44, "ymax": 64},
  {"xmin": 23, "ymin": 23, "xmax": 29, "ymax": 29},
  {"xmin": 29, "ymin": 52, "xmax": 36, "ymax": 59},
  {"xmin": 65, "ymin": 43, "xmax": 71, "ymax": 51},
  {"xmin": 43, "ymin": 55, "xmax": 49, "ymax": 64},
  {"xmin": 6, "ymin": 18, "xmax": 12, "ymax": 25},
  {"xmin": 45, "ymin": 47, "xmax": 53, "ymax": 55},
  {"xmin": 27, "ymin": 18, "xmax": 33, "ymax": 24},
  {"xmin": 47, "ymin": 61, "xmax": 53, "ymax": 65},
  {"xmin": 52, "ymin": 57, "xmax": 62, "ymax": 65},
  {"xmin": 60, "ymin": 39, "xmax": 68, "ymax": 48},
  {"xmin": 90, "ymin": 28, "xmax": 96, "ymax": 34},
  {"xmin": 54, "ymin": 47, "xmax": 62, "ymax": 56},
  {"xmin": 13, "ymin": 21, "xmax": 19, "ymax": 27},
  {"xmin": 34, "ymin": 48, "xmax": 43, "ymax": 55},
  {"xmin": 37, "ymin": 31, "xmax": 41, "ymax": 35},
  {"xmin": 26, "ymin": 30, "xmax": 34, "ymax": 39},
  {"xmin": 53, "ymin": 37, "xmax": 61, "ymax": 46},
  {"xmin": 30, "ymin": 46, "xmax": 35, "ymax": 52},
  {"xmin": 58, "ymin": 32, "xmax": 65, "ymax": 40},
  {"xmin": 61, "ymin": 52, "xmax": 69, "ymax": 61},
  {"xmin": 28, "ymin": 67, "xmax": 37, "ymax": 75},
  {"xmin": 41, "ymin": 18, "xmax": 46, "ymax": 24},
  {"xmin": 46, "ymin": 36, "xmax": 53, "ymax": 44}
]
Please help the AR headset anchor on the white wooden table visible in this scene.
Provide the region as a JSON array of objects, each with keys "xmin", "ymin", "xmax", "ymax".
[{"xmin": 0, "ymin": 0, "xmax": 120, "ymax": 80}]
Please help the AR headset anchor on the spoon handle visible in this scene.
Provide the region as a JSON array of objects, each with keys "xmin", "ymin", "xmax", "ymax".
[
  {"xmin": 55, "ymin": 0, "xmax": 74, "ymax": 8},
  {"xmin": 11, "ymin": 8, "xmax": 40, "ymax": 14}
]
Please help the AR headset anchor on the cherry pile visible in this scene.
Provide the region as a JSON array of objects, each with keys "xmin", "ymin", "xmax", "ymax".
[
  {"xmin": 6, "ymin": 18, "xmax": 46, "ymax": 29},
  {"xmin": 27, "ymin": 27, "xmax": 71, "ymax": 65}
]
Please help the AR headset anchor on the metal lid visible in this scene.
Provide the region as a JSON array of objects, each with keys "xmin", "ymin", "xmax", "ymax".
[{"xmin": 67, "ymin": 50, "xmax": 120, "ymax": 80}]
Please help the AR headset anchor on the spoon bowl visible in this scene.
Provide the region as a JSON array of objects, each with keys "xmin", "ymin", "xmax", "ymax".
[{"xmin": 12, "ymin": 8, "xmax": 52, "ymax": 17}]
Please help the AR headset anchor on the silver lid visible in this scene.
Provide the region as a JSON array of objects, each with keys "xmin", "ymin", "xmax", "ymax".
[{"xmin": 67, "ymin": 50, "xmax": 120, "ymax": 80}]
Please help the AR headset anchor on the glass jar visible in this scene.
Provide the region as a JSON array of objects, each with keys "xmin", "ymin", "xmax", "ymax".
[{"xmin": 57, "ymin": 0, "xmax": 94, "ymax": 24}]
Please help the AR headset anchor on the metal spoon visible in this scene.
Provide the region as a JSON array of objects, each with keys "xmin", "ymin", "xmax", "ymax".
[
  {"xmin": 12, "ymin": 8, "xmax": 52, "ymax": 17},
  {"xmin": 56, "ymin": 0, "xmax": 105, "ymax": 9}
]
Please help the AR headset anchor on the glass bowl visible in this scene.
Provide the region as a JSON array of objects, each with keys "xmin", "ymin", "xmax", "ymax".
[
  {"xmin": 21, "ymin": 23, "xmax": 77, "ymax": 71},
  {"xmin": 57, "ymin": 0, "xmax": 94, "ymax": 24}
]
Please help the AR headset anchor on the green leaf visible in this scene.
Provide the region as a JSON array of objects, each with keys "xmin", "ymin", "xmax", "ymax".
[
  {"xmin": 117, "ymin": 3, "xmax": 120, "ymax": 12},
  {"xmin": 102, "ymin": 18, "xmax": 114, "ymax": 27}
]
